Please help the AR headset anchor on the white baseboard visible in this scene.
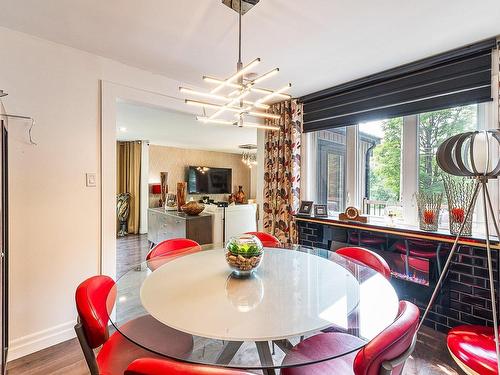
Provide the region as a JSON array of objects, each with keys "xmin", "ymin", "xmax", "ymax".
[{"xmin": 7, "ymin": 320, "xmax": 76, "ymax": 362}]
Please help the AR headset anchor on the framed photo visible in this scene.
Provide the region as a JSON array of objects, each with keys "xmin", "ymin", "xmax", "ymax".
[
  {"xmin": 298, "ymin": 201, "xmax": 314, "ymax": 216},
  {"xmin": 314, "ymin": 204, "xmax": 328, "ymax": 217}
]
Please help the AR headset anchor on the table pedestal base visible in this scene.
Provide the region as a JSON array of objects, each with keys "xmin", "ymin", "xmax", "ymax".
[{"xmin": 215, "ymin": 339, "xmax": 296, "ymax": 374}]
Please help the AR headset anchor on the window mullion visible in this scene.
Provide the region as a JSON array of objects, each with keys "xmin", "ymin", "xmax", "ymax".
[
  {"xmin": 401, "ymin": 115, "xmax": 418, "ymax": 224},
  {"xmin": 345, "ymin": 125, "xmax": 359, "ymax": 208}
]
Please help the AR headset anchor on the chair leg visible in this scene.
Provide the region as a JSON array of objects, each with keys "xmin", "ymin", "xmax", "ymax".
[
  {"xmin": 404, "ymin": 239, "xmax": 410, "ymax": 276},
  {"xmin": 435, "ymin": 243, "xmax": 443, "ymax": 276}
]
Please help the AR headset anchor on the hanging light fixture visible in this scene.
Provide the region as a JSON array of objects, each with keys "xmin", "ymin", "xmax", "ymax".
[
  {"xmin": 239, "ymin": 144, "xmax": 258, "ymax": 168},
  {"xmin": 180, "ymin": 0, "xmax": 290, "ymax": 131}
]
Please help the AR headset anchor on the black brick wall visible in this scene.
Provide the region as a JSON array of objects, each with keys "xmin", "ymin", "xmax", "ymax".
[{"xmin": 297, "ymin": 220, "xmax": 499, "ymax": 333}]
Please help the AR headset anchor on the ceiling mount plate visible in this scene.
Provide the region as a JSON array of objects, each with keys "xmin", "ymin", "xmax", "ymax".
[
  {"xmin": 222, "ymin": 0, "xmax": 260, "ymax": 15},
  {"xmin": 238, "ymin": 144, "xmax": 258, "ymax": 150}
]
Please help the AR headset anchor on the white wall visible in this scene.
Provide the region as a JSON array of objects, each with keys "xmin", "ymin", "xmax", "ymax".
[
  {"xmin": 0, "ymin": 26, "xmax": 197, "ymax": 360},
  {"xmin": 256, "ymin": 130, "xmax": 265, "ymax": 231}
]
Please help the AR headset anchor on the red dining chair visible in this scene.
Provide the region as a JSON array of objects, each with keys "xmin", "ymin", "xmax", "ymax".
[
  {"xmin": 394, "ymin": 239, "xmax": 444, "ymax": 276},
  {"xmin": 125, "ymin": 358, "xmax": 255, "ymax": 375},
  {"xmin": 336, "ymin": 246, "xmax": 392, "ymax": 280},
  {"xmin": 245, "ymin": 231, "xmax": 281, "ymax": 247},
  {"xmin": 447, "ymin": 325, "xmax": 497, "ymax": 375},
  {"xmin": 146, "ymin": 238, "xmax": 201, "ymax": 261},
  {"xmin": 281, "ymin": 300, "xmax": 419, "ymax": 375},
  {"xmin": 74, "ymin": 275, "xmax": 193, "ymax": 375},
  {"xmin": 348, "ymin": 231, "xmax": 387, "ymax": 251}
]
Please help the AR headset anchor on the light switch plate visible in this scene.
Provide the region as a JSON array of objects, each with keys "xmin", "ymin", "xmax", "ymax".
[{"xmin": 86, "ymin": 173, "xmax": 97, "ymax": 187}]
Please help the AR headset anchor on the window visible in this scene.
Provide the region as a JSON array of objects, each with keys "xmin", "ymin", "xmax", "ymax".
[
  {"xmin": 418, "ymin": 104, "xmax": 478, "ymax": 194},
  {"xmin": 359, "ymin": 118, "xmax": 403, "ymax": 216},
  {"xmin": 316, "ymin": 128, "xmax": 347, "ymax": 213},
  {"xmin": 417, "ymin": 104, "xmax": 479, "ymax": 228},
  {"xmin": 311, "ymin": 103, "xmax": 485, "ymax": 224}
]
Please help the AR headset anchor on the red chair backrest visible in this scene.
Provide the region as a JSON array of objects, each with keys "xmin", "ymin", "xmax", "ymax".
[
  {"xmin": 146, "ymin": 238, "xmax": 201, "ymax": 261},
  {"xmin": 125, "ymin": 358, "xmax": 255, "ymax": 375},
  {"xmin": 353, "ymin": 301, "xmax": 419, "ymax": 375},
  {"xmin": 244, "ymin": 232, "xmax": 280, "ymax": 248},
  {"xmin": 336, "ymin": 246, "xmax": 391, "ymax": 280},
  {"xmin": 75, "ymin": 275, "xmax": 116, "ymax": 349}
]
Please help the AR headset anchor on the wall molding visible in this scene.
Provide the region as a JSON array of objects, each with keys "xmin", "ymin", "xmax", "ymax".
[{"xmin": 7, "ymin": 320, "xmax": 76, "ymax": 362}]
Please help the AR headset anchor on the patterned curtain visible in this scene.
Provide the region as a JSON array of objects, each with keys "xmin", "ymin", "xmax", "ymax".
[{"xmin": 263, "ymin": 100, "xmax": 302, "ymax": 245}]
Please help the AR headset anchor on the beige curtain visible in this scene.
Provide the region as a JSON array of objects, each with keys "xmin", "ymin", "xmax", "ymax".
[
  {"xmin": 117, "ymin": 141, "xmax": 141, "ymax": 234},
  {"xmin": 263, "ymin": 100, "xmax": 302, "ymax": 245}
]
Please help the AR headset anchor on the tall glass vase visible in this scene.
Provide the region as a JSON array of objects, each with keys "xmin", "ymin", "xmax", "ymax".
[
  {"xmin": 415, "ymin": 191, "xmax": 442, "ymax": 231},
  {"xmin": 443, "ymin": 175, "xmax": 477, "ymax": 236},
  {"xmin": 176, "ymin": 182, "xmax": 187, "ymax": 212}
]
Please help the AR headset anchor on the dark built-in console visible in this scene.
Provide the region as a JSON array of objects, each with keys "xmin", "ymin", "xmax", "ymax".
[{"xmin": 296, "ymin": 215, "xmax": 499, "ymax": 333}]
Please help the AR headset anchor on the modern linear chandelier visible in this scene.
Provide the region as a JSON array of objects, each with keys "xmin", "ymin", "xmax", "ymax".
[
  {"xmin": 180, "ymin": 0, "xmax": 291, "ymax": 131},
  {"xmin": 239, "ymin": 144, "xmax": 258, "ymax": 168}
]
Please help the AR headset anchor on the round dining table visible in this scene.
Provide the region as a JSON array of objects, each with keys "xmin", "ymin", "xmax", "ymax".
[{"xmin": 108, "ymin": 244, "xmax": 399, "ymax": 374}]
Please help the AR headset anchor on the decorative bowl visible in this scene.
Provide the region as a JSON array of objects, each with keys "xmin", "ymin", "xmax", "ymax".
[
  {"xmin": 181, "ymin": 201, "xmax": 205, "ymax": 216},
  {"xmin": 225, "ymin": 234, "xmax": 263, "ymax": 277}
]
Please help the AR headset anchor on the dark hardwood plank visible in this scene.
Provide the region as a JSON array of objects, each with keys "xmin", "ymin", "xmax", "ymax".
[{"xmin": 116, "ymin": 233, "xmax": 150, "ymax": 278}]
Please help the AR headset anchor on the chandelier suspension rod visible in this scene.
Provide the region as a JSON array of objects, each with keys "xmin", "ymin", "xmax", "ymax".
[{"xmin": 238, "ymin": 0, "xmax": 242, "ymax": 66}]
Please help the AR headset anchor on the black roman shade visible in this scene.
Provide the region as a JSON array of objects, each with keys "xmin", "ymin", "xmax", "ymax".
[{"xmin": 301, "ymin": 39, "xmax": 496, "ymax": 132}]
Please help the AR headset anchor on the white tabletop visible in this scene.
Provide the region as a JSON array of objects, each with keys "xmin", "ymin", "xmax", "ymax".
[{"xmin": 140, "ymin": 248, "xmax": 395, "ymax": 341}]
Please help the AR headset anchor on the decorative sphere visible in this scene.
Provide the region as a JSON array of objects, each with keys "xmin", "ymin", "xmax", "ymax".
[{"xmin": 436, "ymin": 130, "xmax": 500, "ymax": 177}]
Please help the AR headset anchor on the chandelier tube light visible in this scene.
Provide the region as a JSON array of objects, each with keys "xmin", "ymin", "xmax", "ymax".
[
  {"xmin": 181, "ymin": 0, "xmax": 292, "ymax": 129},
  {"xmin": 242, "ymin": 122, "xmax": 280, "ymax": 131}
]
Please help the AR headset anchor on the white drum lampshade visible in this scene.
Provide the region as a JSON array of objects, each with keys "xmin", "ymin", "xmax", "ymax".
[{"xmin": 436, "ymin": 130, "xmax": 500, "ymax": 178}]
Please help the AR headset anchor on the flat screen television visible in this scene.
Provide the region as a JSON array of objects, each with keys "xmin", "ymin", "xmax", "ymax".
[{"xmin": 187, "ymin": 166, "xmax": 232, "ymax": 194}]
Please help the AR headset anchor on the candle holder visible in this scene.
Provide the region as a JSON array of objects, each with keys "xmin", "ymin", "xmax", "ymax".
[
  {"xmin": 443, "ymin": 175, "xmax": 477, "ymax": 236},
  {"xmin": 415, "ymin": 192, "xmax": 442, "ymax": 232}
]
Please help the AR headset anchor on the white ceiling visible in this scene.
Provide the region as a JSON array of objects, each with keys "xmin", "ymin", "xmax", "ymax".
[
  {"xmin": 0, "ymin": 1, "xmax": 499, "ymax": 98},
  {"xmin": 116, "ymin": 100, "xmax": 256, "ymax": 153}
]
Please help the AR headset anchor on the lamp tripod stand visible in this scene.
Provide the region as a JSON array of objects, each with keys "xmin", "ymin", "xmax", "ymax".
[{"xmin": 418, "ymin": 175, "xmax": 500, "ymax": 374}]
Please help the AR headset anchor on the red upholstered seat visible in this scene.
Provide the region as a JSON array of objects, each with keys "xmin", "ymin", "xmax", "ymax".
[
  {"xmin": 394, "ymin": 240, "xmax": 438, "ymax": 258},
  {"xmin": 336, "ymin": 246, "xmax": 391, "ymax": 280},
  {"xmin": 282, "ymin": 301, "xmax": 419, "ymax": 375},
  {"xmin": 348, "ymin": 232, "xmax": 386, "ymax": 246},
  {"xmin": 146, "ymin": 238, "xmax": 201, "ymax": 261},
  {"xmin": 125, "ymin": 358, "xmax": 255, "ymax": 375},
  {"xmin": 75, "ymin": 275, "xmax": 193, "ymax": 375},
  {"xmin": 447, "ymin": 325, "xmax": 498, "ymax": 375},
  {"xmin": 245, "ymin": 231, "xmax": 281, "ymax": 247}
]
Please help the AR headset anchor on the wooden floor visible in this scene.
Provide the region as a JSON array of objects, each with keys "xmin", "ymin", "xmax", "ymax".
[
  {"xmin": 116, "ymin": 232, "xmax": 150, "ymax": 279},
  {"xmin": 7, "ymin": 234, "xmax": 464, "ymax": 375}
]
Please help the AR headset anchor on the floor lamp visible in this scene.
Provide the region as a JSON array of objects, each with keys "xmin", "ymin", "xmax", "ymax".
[{"xmin": 417, "ymin": 129, "xmax": 500, "ymax": 374}]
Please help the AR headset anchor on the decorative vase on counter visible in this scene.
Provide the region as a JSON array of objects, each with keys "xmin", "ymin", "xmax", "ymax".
[
  {"xmin": 443, "ymin": 175, "xmax": 477, "ymax": 236},
  {"xmin": 160, "ymin": 172, "xmax": 168, "ymax": 208},
  {"xmin": 415, "ymin": 191, "xmax": 442, "ymax": 232},
  {"xmin": 176, "ymin": 182, "xmax": 187, "ymax": 212},
  {"xmin": 234, "ymin": 186, "xmax": 246, "ymax": 204}
]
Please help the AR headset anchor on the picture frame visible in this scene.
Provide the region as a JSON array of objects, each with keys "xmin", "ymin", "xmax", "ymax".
[
  {"xmin": 314, "ymin": 204, "xmax": 328, "ymax": 217},
  {"xmin": 298, "ymin": 201, "xmax": 314, "ymax": 216}
]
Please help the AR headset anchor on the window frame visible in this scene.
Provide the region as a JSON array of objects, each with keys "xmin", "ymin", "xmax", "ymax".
[{"xmin": 307, "ymin": 101, "xmax": 494, "ymax": 228}]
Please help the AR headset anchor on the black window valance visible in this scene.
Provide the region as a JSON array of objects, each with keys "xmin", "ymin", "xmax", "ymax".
[{"xmin": 300, "ymin": 38, "xmax": 497, "ymax": 133}]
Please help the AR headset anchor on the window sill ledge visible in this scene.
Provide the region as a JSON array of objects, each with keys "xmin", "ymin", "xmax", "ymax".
[{"xmin": 295, "ymin": 213, "xmax": 498, "ymax": 249}]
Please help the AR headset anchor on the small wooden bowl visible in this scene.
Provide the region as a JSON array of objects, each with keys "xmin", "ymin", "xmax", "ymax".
[{"xmin": 181, "ymin": 201, "xmax": 205, "ymax": 216}]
